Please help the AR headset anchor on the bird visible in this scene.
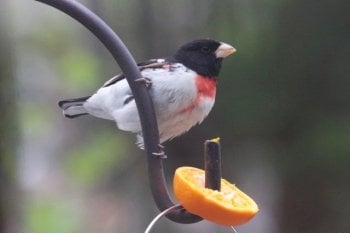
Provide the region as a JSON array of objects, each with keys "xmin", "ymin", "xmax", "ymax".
[{"xmin": 58, "ymin": 39, "xmax": 236, "ymax": 151}]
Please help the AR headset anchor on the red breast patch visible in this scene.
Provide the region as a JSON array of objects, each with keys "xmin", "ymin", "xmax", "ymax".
[
  {"xmin": 180, "ymin": 75, "xmax": 217, "ymax": 114},
  {"xmin": 196, "ymin": 75, "xmax": 217, "ymax": 98}
]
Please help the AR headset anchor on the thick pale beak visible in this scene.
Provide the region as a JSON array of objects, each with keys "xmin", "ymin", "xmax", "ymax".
[{"xmin": 215, "ymin": 42, "xmax": 236, "ymax": 58}]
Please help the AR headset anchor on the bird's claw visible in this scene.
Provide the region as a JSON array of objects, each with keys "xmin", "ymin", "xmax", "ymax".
[
  {"xmin": 152, "ymin": 150, "xmax": 167, "ymax": 159},
  {"xmin": 135, "ymin": 77, "xmax": 152, "ymax": 88}
]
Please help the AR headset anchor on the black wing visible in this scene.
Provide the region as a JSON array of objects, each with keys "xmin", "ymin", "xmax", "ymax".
[{"xmin": 102, "ymin": 58, "xmax": 169, "ymax": 87}]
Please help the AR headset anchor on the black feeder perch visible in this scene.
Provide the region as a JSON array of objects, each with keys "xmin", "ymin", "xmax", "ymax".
[{"xmin": 35, "ymin": 0, "xmax": 223, "ymax": 225}]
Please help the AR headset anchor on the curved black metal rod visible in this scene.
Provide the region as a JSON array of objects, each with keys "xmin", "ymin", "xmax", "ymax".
[{"xmin": 34, "ymin": 0, "xmax": 202, "ymax": 223}]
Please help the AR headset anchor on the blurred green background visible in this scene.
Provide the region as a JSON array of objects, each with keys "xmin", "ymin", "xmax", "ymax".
[{"xmin": 1, "ymin": 0, "xmax": 350, "ymax": 232}]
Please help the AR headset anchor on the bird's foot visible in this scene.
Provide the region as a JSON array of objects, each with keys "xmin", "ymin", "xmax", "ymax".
[
  {"xmin": 152, "ymin": 149, "xmax": 167, "ymax": 159},
  {"xmin": 135, "ymin": 77, "xmax": 152, "ymax": 88}
]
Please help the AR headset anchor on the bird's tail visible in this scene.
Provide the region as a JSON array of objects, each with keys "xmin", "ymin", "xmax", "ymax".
[{"xmin": 58, "ymin": 96, "xmax": 90, "ymax": 118}]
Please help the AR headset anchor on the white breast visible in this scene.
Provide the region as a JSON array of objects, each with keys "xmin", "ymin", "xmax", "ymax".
[{"xmin": 84, "ymin": 63, "xmax": 215, "ymax": 143}]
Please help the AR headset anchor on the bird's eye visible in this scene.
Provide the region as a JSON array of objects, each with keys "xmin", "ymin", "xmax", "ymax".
[{"xmin": 201, "ymin": 46, "xmax": 210, "ymax": 53}]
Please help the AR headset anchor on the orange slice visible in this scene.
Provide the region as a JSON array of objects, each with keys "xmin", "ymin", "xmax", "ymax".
[{"xmin": 173, "ymin": 166, "xmax": 259, "ymax": 226}]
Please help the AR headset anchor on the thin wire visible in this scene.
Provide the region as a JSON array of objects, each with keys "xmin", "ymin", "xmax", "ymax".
[
  {"xmin": 145, "ymin": 204, "xmax": 184, "ymax": 233},
  {"xmin": 230, "ymin": 226, "xmax": 238, "ymax": 233},
  {"xmin": 145, "ymin": 204, "xmax": 239, "ymax": 233}
]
